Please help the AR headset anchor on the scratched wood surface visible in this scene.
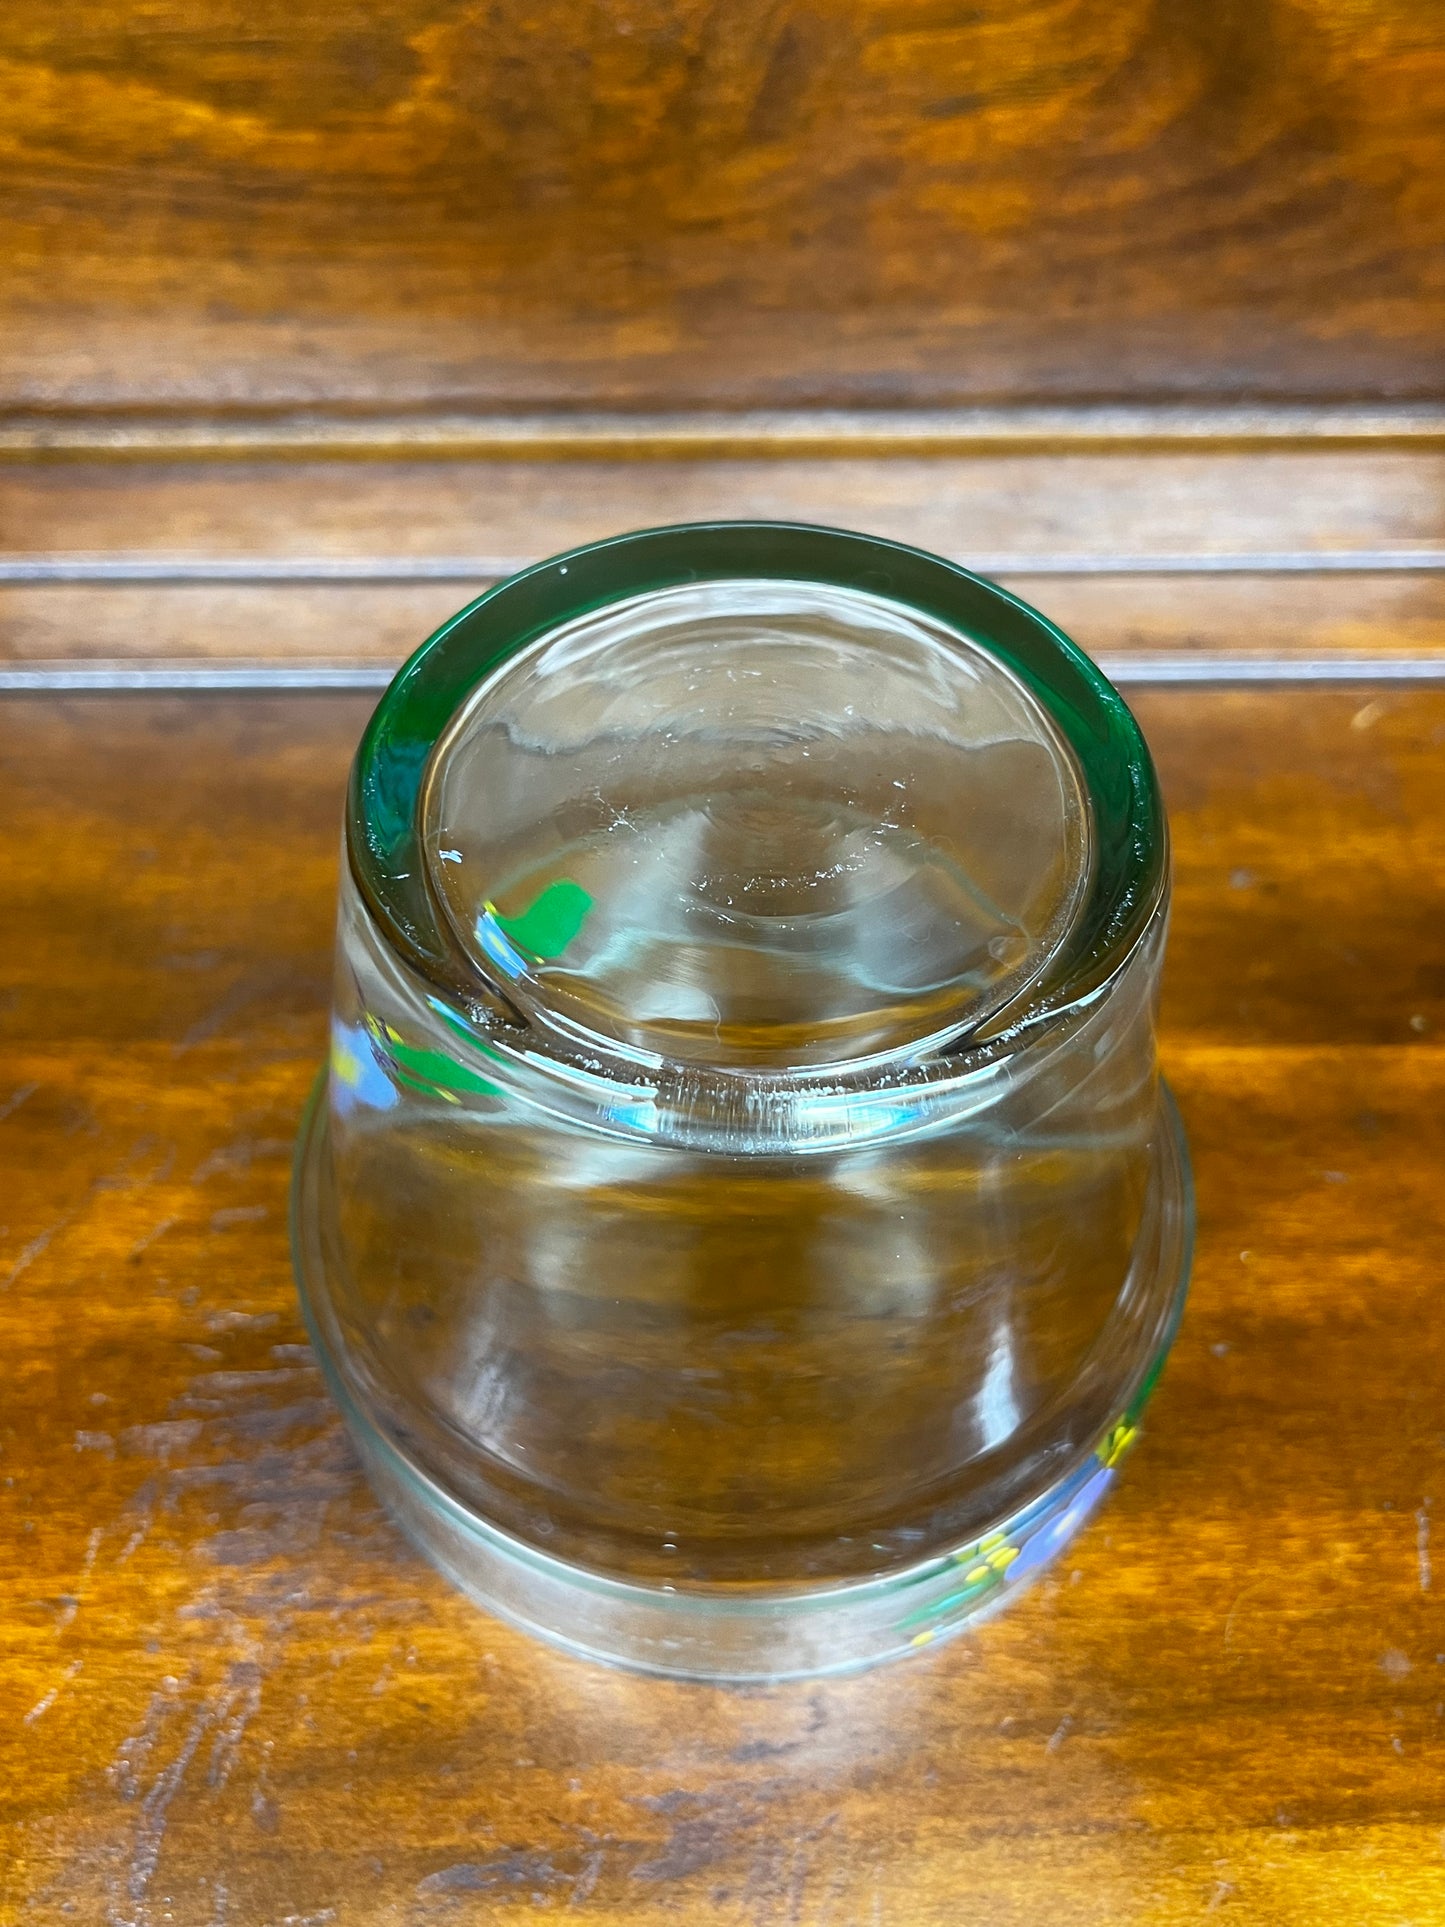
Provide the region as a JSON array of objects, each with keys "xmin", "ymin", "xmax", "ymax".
[
  {"xmin": 1, "ymin": 684, "xmax": 1443, "ymax": 1924},
  {"xmin": 1, "ymin": 447, "xmax": 1443, "ymax": 666},
  {"xmin": 3, "ymin": 0, "xmax": 1444, "ymax": 409}
]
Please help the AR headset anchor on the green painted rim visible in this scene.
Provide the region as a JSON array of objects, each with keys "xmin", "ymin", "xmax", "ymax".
[{"xmin": 347, "ymin": 520, "xmax": 1166, "ymax": 1049}]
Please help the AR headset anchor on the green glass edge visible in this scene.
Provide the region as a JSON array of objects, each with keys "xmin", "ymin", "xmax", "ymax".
[{"xmin": 346, "ymin": 519, "xmax": 1166, "ymax": 1002}]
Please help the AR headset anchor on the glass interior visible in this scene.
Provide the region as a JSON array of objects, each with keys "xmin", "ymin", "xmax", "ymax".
[{"xmin": 420, "ymin": 581, "xmax": 1092, "ymax": 1068}]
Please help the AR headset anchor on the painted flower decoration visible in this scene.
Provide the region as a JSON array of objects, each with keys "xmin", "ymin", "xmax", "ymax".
[{"xmin": 899, "ymin": 1411, "xmax": 1144, "ymax": 1648}]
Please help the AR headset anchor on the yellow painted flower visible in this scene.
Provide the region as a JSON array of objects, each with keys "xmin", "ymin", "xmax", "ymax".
[
  {"xmin": 1098, "ymin": 1419, "xmax": 1138, "ymax": 1469},
  {"xmin": 331, "ymin": 1034, "xmax": 363, "ymax": 1088}
]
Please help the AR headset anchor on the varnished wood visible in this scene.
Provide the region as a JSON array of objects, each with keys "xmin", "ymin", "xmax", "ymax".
[
  {"xmin": 2, "ymin": 687, "xmax": 1444, "ymax": 1920},
  {"xmin": 6, "ymin": 451, "xmax": 1443, "ymax": 563},
  {"xmin": 2, "ymin": 3, "xmax": 1444, "ymax": 411},
  {"xmin": 5, "ymin": 573, "xmax": 1445, "ymax": 675},
  {"xmin": 4, "ymin": 405, "xmax": 1445, "ymax": 462},
  {"xmin": 1, "ymin": 448, "xmax": 1443, "ymax": 668}
]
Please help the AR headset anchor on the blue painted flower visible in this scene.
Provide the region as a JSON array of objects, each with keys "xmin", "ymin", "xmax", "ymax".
[
  {"xmin": 900, "ymin": 1412, "xmax": 1142, "ymax": 1647},
  {"xmin": 330, "ymin": 1017, "xmax": 398, "ymax": 1114},
  {"xmin": 1003, "ymin": 1463, "xmax": 1115, "ymax": 1586}
]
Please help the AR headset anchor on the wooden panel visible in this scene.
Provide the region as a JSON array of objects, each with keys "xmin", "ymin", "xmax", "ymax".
[
  {"xmin": 5, "ymin": 451, "xmax": 1442, "ymax": 559},
  {"xmin": 2, "ymin": 1, "xmax": 1444, "ymax": 409},
  {"xmin": 5, "ymin": 573, "xmax": 1445, "ymax": 669},
  {"xmin": 0, "ymin": 447, "xmax": 1442, "ymax": 666},
  {"xmin": 5, "ymin": 403, "xmax": 1445, "ymax": 462},
  {"xmin": 2, "ymin": 688, "xmax": 1445, "ymax": 1920}
]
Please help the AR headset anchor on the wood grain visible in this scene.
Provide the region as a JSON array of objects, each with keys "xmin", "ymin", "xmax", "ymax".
[
  {"xmin": 2, "ymin": 1, "xmax": 1444, "ymax": 410},
  {"xmin": 6, "ymin": 573, "xmax": 1445, "ymax": 672},
  {"xmin": 1, "ymin": 447, "xmax": 1443, "ymax": 666},
  {"xmin": 6, "ymin": 451, "xmax": 1443, "ymax": 561},
  {"xmin": 2, "ymin": 687, "xmax": 1444, "ymax": 1922},
  {"xmin": 5, "ymin": 404, "xmax": 1445, "ymax": 463}
]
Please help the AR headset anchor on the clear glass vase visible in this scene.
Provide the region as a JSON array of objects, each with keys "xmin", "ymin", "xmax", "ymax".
[{"xmin": 292, "ymin": 521, "xmax": 1192, "ymax": 1680}]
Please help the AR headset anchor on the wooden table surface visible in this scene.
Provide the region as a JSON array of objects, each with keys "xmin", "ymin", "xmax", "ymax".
[
  {"xmin": 2, "ymin": 678, "xmax": 1444, "ymax": 1924},
  {"xmin": 5, "ymin": 0, "xmax": 1445, "ymax": 1911}
]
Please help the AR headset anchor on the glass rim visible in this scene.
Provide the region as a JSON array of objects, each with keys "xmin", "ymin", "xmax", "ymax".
[{"xmin": 346, "ymin": 520, "xmax": 1167, "ymax": 1082}]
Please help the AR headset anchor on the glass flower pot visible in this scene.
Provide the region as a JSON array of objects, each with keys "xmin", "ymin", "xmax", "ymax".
[{"xmin": 292, "ymin": 521, "xmax": 1192, "ymax": 1680}]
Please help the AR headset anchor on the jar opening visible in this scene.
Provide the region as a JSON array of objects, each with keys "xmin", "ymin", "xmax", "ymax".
[{"xmin": 419, "ymin": 579, "xmax": 1092, "ymax": 1069}]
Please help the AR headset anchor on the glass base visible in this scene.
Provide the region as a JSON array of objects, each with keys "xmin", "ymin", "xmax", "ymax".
[{"xmin": 292, "ymin": 1085, "xmax": 1193, "ymax": 1683}]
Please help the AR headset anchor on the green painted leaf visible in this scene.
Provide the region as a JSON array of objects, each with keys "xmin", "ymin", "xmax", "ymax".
[
  {"xmin": 385, "ymin": 1036, "xmax": 502, "ymax": 1098},
  {"xmin": 492, "ymin": 878, "xmax": 593, "ymax": 960}
]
